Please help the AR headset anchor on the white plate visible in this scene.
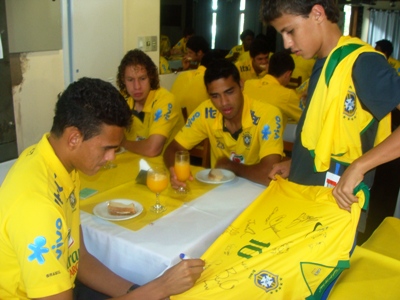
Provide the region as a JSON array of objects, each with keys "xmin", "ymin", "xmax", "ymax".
[
  {"xmin": 115, "ymin": 147, "xmax": 126, "ymax": 155},
  {"xmin": 195, "ymin": 169, "xmax": 236, "ymax": 184},
  {"xmin": 93, "ymin": 199, "xmax": 143, "ymax": 221}
]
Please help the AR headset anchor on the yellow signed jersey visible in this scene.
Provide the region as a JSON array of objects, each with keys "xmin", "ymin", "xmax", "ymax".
[{"xmin": 172, "ymin": 177, "xmax": 368, "ymax": 300}]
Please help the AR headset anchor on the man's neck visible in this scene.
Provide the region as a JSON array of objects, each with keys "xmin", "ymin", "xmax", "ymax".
[
  {"xmin": 133, "ymin": 99, "xmax": 145, "ymax": 113},
  {"xmin": 318, "ymin": 24, "xmax": 342, "ymax": 59},
  {"xmin": 48, "ymin": 133, "xmax": 73, "ymax": 174},
  {"xmin": 223, "ymin": 107, "xmax": 243, "ymax": 134}
]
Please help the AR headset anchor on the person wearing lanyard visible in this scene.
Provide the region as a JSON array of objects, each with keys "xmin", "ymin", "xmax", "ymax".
[{"xmin": 262, "ymin": 1, "xmax": 400, "ymax": 210}]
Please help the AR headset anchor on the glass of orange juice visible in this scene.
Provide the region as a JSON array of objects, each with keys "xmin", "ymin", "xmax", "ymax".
[
  {"xmin": 174, "ymin": 150, "xmax": 190, "ymax": 194},
  {"xmin": 147, "ymin": 166, "xmax": 168, "ymax": 213}
]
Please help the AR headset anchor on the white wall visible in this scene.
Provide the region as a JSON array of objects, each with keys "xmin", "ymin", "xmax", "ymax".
[
  {"xmin": 12, "ymin": 0, "xmax": 161, "ymax": 153},
  {"xmin": 13, "ymin": 51, "xmax": 64, "ymax": 152}
]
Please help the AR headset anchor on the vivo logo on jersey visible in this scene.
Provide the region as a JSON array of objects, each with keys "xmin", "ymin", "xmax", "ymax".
[
  {"xmin": 52, "ymin": 218, "xmax": 64, "ymax": 259},
  {"xmin": 185, "ymin": 111, "xmax": 201, "ymax": 127},
  {"xmin": 165, "ymin": 103, "xmax": 172, "ymax": 121},
  {"xmin": 274, "ymin": 116, "xmax": 281, "ymax": 140}
]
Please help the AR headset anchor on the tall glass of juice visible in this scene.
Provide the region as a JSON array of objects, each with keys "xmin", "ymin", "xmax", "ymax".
[
  {"xmin": 147, "ymin": 166, "xmax": 168, "ymax": 213},
  {"xmin": 174, "ymin": 150, "xmax": 190, "ymax": 194}
]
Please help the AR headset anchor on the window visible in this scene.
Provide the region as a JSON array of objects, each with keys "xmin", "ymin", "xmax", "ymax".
[
  {"xmin": 210, "ymin": 0, "xmax": 247, "ymax": 49},
  {"xmin": 343, "ymin": 4, "xmax": 352, "ymax": 36},
  {"xmin": 238, "ymin": 0, "xmax": 246, "ymax": 44},
  {"xmin": 211, "ymin": 0, "xmax": 218, "ymax": 49}
]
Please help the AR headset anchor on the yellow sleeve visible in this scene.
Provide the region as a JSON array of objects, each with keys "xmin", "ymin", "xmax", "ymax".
[
  {"xmin": 149, "ymin": 89, "xmax": 183, "ymax": 139},
  {"xmin": 257, "ymin": 103, "xmax": 285, "ymax": 159},
  {"xmin": 174, "ymin": 103, "xmax": 209, "ymax": 149}
]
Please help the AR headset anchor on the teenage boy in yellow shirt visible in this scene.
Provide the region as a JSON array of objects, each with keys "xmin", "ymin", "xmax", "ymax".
[
  {"xmin": 0, "ymin": 78, "xmax": 204, "ymax": 299},
  {"xmin": 164, "ymin": 59, "xmax": 284, "ymax": 187},
  {"xmin": 261, "ymin": 0, "xmax": 400, "ymax": 211},
  {"xmin": 244, "ymin": 50, "xmax": 303, "ymax": 130},
  {"xmin": 117, "ymin": 49, "xmax": 184, "ymax": 157}
]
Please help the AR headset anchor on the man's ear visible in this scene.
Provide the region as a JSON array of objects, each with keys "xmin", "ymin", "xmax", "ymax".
[
  {"xmin": 311, "ymin": 4, "xmax": 325, "ymax": 23},
  {"xmin": 66, "ymin": 127, "xmax": 83, "ymax": 150},
  {"xmin": 285, "ymin": 70, "xmax": 293, "ymax": 80}
]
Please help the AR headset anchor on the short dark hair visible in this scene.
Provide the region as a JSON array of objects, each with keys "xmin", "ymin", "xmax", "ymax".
[
  {"xmin": 51, "ymin": 77, "xmax": 132, "ymax": 141},
  {"xmin": 249, "ymin": 38, "xmax": 270, "ymax": 58},
  {"xmin": 268, "ymin": 51, "xmax": 295, "ymax": 77},
  {"xmin": 375, "ymin": 39, "xmax": 393, "ymax": 58},
  {"xmin": 240, "ymin": 29, "xmax": 255, "ymax": 41},
  {"xmin": 261, "ymin": 0, "xmax": 340, "ymax": 24},
  {"xmin": 200, "ymin": 50, "xmax": 225, "ymax": 68},
  {"xmin": 183, "ymin": 27, "xmax": 195, "ymax": 37},
  {"xmin": 186, "ymin": 36, "xmax": 210, "ymax": 54},
  {"xmin": 116, "ymin": 49, "xmax": 160, "ymax": 97},
  {"xmin": 204, "ymin": 59, "xmax": 241, "ymax": 87}
]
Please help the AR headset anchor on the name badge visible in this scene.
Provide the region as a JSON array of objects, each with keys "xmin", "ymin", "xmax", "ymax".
[{"xmin": 324, "ymin": 171, "xmax": 341, "ymax": 188}]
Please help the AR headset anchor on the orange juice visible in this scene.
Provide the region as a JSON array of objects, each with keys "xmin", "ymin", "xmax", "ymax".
[
  {"xmin": 174, "ymin": 161, "xmax": 190, "ymax": 181},
  {"xmin": 147, "ymin": 173, "xmax": 168, "ymax": 193}
]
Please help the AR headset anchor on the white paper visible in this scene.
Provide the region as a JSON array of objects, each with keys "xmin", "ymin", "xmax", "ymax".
[{"xmin": 139, "ymin": 159, "xmax": 150, "ymax": 171}]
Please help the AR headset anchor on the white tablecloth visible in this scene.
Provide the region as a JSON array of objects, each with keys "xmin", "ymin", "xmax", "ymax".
[{"xmin": 81, "ymin": 176, "xmax": 265, "ymax": 285}]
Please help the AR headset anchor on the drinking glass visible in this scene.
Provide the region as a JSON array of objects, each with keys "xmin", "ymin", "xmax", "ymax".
[
  {"xmin": 174, "ymin": 150, "xmax": 190, "ymax": 194},
  {"xmin": 147, "ymin": 166, "xmax": 169, "ymax": 213}
]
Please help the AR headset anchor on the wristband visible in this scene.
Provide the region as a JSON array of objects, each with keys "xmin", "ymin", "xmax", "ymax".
[{"xmin": 127, "ymin": 283, "xmax": 140, "ymax": 294}]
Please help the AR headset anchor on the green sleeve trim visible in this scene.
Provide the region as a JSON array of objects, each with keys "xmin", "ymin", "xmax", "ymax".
[
  {"xmin": 302, "ymin": 260, "xmax": 350, "ymax": 300},
  {"xmin": 360, "ymin": 118, "xmax": 376, "ymax": 135},
  {"xmin": 353, "ymin": 181, "xmax": 370, "ymax": 210},
  {"xmin": 325, "ymin": 44, "xmax": 363, "ymax": 87}
]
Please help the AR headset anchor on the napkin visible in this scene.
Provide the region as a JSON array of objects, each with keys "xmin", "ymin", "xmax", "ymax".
[{"xmin": 135, "ymin": 159, "xmax": 151, "ymax": 185}]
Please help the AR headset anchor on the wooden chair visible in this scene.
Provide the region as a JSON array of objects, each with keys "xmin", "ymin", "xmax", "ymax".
[
  {"xmin": 181, "ymin": 107, "xmax": 211, "ymax": 168},
  {"xmin": 288, "ymin": 76, "xmax": 302, "ymax": 89}
]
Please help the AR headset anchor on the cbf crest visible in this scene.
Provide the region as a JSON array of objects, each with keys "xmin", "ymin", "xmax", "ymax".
[
  {"xmin": 69, "ymin": 192, "xmax": 77, "ymax": 210},
  {"xmin": 254, "ymin": 270, "xmax": 282, "ymax": 294},
  {"xmin": 243, "ymin": 132, "xmax": 252, "ymax": 148},
  {"xmin": 343, "ymin": 90, "xmax": 356, "ymax": 119}
]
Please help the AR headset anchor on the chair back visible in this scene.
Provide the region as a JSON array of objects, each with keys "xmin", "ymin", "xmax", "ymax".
[{"xmin": 181, "ymin": 108, "xmax": 211, "ymax": 168}]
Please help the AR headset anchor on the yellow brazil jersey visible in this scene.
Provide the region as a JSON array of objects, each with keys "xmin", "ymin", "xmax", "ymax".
[
  {"xmin": 0, "ymin": 134, "xmax": 80, "ymax": 299},
  {"xmin": 302, "ymin": 36, "xmax": 391, "ymax": 172},
  {"xmin": 290, "ymin": 54, "xmax": 316, "ymax": 83},
  {"xmin": 172, "ymin": 177, "xmax": 368, "ymax": 300},
  {"xmin": 244, "ymin": 74, "xmax": 303, "ymax": 130},
  {"xmin": 235, "ymin": 59, "xmax": 267, "ymax": 83},
  {"xmin": 125, "ymin": 87, "xmax": 184, "ymax": 151},
  {"xmin": 225, "ymin": 44, "xmax": 244, "ymax": 60},
  {"xmin": 170, "ymin": 66, "xmax": 208, "ymax": 116},
  {"xmin": 237, "ymin": 50, "xmax": 250, "ymax": 62},
  {"xmin": 172, "ymin": 37, "xmax": 187, "ymax": 54},
  {"xmin": 159, "ymin": 56, "xmax": 171, "ymax": 74},
  {"xmin": 170, "ymin": 70, "xmax": 196, "ymax": 109},
  {"xmin": 388, "ymin": 56, "xmax": 400, "ymax": 76},
  {"xmin": 160, "ymin": 34, "xmax": 171, "ymax": 56},
  {"xmin": 174, "ymin": 95, "xmax": 284, "ymax": 167}
]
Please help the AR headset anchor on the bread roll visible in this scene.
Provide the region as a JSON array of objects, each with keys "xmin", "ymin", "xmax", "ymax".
[
  {"xmin": 208, "ymin": 169, "xmax": 224, "ymax": 181},
  {"xmin": 107, "ymin": 201, "xmax": 136, "ymax": 215}
]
